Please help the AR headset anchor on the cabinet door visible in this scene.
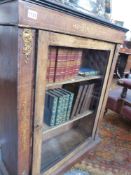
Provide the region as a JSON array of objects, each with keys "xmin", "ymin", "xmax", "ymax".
[{"xmin": 32, "ymin": 30, "xmax": 116, "ymax": 175}]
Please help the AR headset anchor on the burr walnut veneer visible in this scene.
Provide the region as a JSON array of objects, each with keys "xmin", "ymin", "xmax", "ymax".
[{"xmin": 0, "ymin": 0, "xmax": 128, "ymax": 175}]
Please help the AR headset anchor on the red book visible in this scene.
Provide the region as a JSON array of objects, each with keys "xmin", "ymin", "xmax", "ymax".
[
  {"xmin": 46, "ymin": 59, "xmax": 50, "ymax": 82},
  {"xmin": 48, "ymin": 47, "xmax": 57, "ymax": 83},
  {"xmin": 74, "ymin": 50, "xmax": 82, "ymax": 77},
  {"xmin": 55, "ymin": 48, "xmax": 67, "ymax": 82},
  {"xmin": 66, "ymin": 49, "xmax": 77, "ymax": 80}
]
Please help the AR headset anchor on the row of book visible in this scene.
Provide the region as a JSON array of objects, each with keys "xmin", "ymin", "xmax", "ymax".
[
  {"xmin": 44, "ymin": 88, "xmax": 74, "ymax": 126},
  {"xmin": 47, "ymin": 47, "xmax": 83, "ymax": 83},
  {"xmin": 64, "ymin": 83, "xmax": 95, "ymax": 118}
]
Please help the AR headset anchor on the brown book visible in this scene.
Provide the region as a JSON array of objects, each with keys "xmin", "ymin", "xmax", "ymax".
[
  {"xmin": 46, "ymin": 59, "xmax": 50, "ymax": 82},
  {"xmin": 75, "ymin": 84, "xmax": 88, "ymax": 115},
  {"xmin": 71, "ymin": 85, "xmax": 84, "ymax": 118},
  {"xmin": 48, "ymin": 47, "xmax": 57, "ymax": 83},
  {"xmin": 80, "ymin": 85, "xmax": 89, "ymax": 113},
  {"xmin": 82, "ymin": 84, "xmax": 95, "ymax": 112}
]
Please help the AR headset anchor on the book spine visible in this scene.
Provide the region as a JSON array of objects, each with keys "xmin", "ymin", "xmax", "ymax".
[
  {"xmin": 71, "ymin": 85, "xmax": 84, "ymax": 118},
  {"xmin": 46, "ymin": 59, "xmax": 50, "ymax": 82},
  {"xmin": 44, "ymin": 93, "xmax": 50, "ymax": 125},
  {"xmin": 50, "ymin": 95, "xmax": 58, "ymax": 126},
  {"xmin": 62, "ymin": 89, "xmax": 74, "ymax": 120},
  {"xmin": 62, "ymin": 94, "xmax": 68, "ymax": 122},
  {"xmin": 67, "ymin": 92, "xmax": 74, "ymax": 120},
  {"xmin": 74, "ymin": 50, "xmax": 82, "ymax": 77},
  {"xmin": 65, "ymin": 49, "xmax": 69, "ymax": 80},
  {"xmin": 48, "ymin": 47, "xmax": 57, "ymax": 83},
  {"xmin": 55, "ymin": 95, "xmax": 63, "ymax": 125},
  {"xmin": 56, "ymin": 89, "xmax": 67, "ymax": 123},
  {"xmin": 59, "ymin": 89, "xmax": 70, "ymax": 122},
  {"xmin": 82, "ymin": 84, "xmax": 95, "ymax": 112},
  {"xmin": 44, "ymin": 92, "xmax": 58, "ymax": 126},
  {"xmin": 69, "ymin": 50, "xmax": 75, "ymax": 79},
  {"xmin": 55, "ymin": 48, "xmax": 67, "ymax": 82},
  {"xmin": 77, "ymin": 85, "xmax": 88, "ymax": 114}
]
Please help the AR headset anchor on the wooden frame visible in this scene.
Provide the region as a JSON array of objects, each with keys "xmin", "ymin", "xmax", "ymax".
[{"xmin": 32, "ymin": 30, "xmax": 115, "ymax": 175}]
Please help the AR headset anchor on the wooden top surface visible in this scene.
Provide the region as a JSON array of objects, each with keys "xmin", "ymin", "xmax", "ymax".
[{"xmin": 0, "ymin": 0, "xmax": 128, "ymax": 43}]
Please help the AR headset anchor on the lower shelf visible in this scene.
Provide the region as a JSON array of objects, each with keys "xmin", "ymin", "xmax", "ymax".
[
  {"xmin": 41, "ymin": 127, "xmax": 88, "ymax": 172},
  {"xmin": 43, "ymin": 110, "xmax": 93, "ymax": 134}
]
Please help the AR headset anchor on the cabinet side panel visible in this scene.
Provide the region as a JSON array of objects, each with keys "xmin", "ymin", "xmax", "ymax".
[
  {"xmin": 17, "ymin": 28, "xmax": 36, "ymax": 175},
  {"xmin": 0, "ymin": 26, "xmax": 18, "ymax": 175}
]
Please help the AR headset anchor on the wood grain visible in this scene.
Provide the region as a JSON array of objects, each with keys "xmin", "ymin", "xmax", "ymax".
[
  {"xmin": 18, "ymin": 0, "xmax": 125, "ymax": 43},
  {"xmin": 0, "ymin": 26, "xmax": 18, "ymax": 175},
  {"xmin": 17, "ymin": 28, "xmax": 35, "ymax": 175},
  {"xmin": 32, "ymin": 31, "xmax": 49, "ymax": 175},
  {"xmin": 49, "ymin": 32, "xmax": 114, "ymax": 50}
]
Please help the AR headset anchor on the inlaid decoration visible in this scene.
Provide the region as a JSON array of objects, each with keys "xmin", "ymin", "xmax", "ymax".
[{"xmin": 22, "ymin": 29, "xmax": 33, "ymax": 64}]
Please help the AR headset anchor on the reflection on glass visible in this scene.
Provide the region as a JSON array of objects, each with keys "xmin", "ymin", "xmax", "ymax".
[{"xmin": 53, "ymin": 0, "xmax": 111, "ymax": 20}]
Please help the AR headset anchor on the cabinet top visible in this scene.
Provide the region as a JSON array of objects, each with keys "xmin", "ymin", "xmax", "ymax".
[{"xmin": 0, "ymin": 0, "xmax": 128, "ymax": 43}]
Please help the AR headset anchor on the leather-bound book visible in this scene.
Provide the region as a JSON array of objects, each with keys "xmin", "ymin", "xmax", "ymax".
[
  {"xmin": 55, "ymin": 48, "xmax": 67, "ymax": 82},
  {"xmin": 44, "ymin": 91, "xmax": 58, "ymax": 126},
  {"xmin": 74, "ymin": 50, "xmax": 82, "ymax": 77},
  {"xmin": 82, "ymin": 84, "xmax": 95, "ymax": 112},
  {"xmin": 48, "ymin": 47, "xmax": 58, "ymax": 83},
  {"xmin": 71, "ymin": 85, "xmax": 84, "ymax": 118},
  {"xmin": 75, "ymin": 84, "xmax": 88, "ymax": 115}
]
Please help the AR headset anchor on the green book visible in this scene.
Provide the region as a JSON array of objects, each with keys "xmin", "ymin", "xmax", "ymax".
[
  {"xmin": 55, "ymin": 89, "xmax": 67, "ymax": 123},
  {"xmin": 62, "ymin": 88, "xmax": 74, "ymax": 121},
  {"xmin": 44, "ymin": 91, "xmax": 58, "ymax": 126},
  {"xmin": 58, "ymin": 88, "xmax": 70, "ymax": 122},
  {"xmin": 49, "ymin": 89, "xmax": 64, "ymax": 125}
]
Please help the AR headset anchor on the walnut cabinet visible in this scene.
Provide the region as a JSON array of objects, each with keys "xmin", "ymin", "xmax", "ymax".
[{"xmin": 0, "ymin": 0, "xmax": 128, "ymax": 175}]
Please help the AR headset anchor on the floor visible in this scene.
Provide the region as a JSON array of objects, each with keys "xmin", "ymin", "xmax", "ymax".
[{"xmin": 65, "ymin": 110, "xmax": 131, "ymax": 175}]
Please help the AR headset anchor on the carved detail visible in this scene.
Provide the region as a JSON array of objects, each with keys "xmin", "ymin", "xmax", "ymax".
[{"xmin": 22, "ymin": 29, "xmax": 33, "ymax": 64}]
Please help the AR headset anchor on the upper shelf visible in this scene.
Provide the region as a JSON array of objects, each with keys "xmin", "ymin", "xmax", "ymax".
[{"xmin": 46, "ymin": 75, "xmax": 102, "ymax": 88}]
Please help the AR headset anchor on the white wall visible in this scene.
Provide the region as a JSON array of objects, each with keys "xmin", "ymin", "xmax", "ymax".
[{"xmin": 112, "ymin": 0, "xmax": 131, "ymax": 40}]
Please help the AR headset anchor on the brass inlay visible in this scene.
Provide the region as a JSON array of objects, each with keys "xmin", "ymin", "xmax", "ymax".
[{"xmin": 22, "ymin": 29, "xmax": 33, "ymax": 64}]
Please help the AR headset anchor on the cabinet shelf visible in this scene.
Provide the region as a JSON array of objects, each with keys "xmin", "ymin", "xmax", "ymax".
[
  {"xmin": 46, "ymin": 75, "xmax": 102, "ymax": 88},
  {"xmin": 43, "ymin": 110, "xmax": 94, "ymax": 135}
]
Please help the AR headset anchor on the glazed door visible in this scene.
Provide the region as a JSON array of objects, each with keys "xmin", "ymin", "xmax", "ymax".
[{"xmin": 32, "ymin": 30, "xmax": 115, "ymax": 175}]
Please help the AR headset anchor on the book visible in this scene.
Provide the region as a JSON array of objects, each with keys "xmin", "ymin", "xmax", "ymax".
[
  {"xmin": 48, "ymin": 47, "xmax": 58, "ymax": 83},
  {"xmin": 65, "ymin": 49, "xmax": 72, "ymax": 80},
  {"xmin": 57, "ymin": 88, "xmax": 70, "ymax": 121},
  {"xmin": 69, "ymin": 49, "xmax": 75, "ymax": 79},
  {"xmin": 44, "ymin": 91, "xmax": 58, "ymax": 126},
  {"xmin": 79, "ymin": 68, "xmax": 99, "ymax": 77},
  {"xmin": 55, "ymin": 48, "xmax": 67, "ymax": 82},
  {"xmin": 62, "ymin": 88, "xmax": 74, "ymax": 121},
  {"xmin": 81, "ymin": 84, "xmax": 95, "ymax": 112},
  {"xmin": 71, "ymin": 85, "xmax": 84, "ymax": 118},
  {"xmin": 55, "ymin": 89, "xmax": 68, "ymax": 123},
  {"xmin": 46, "ymin": 59, "xmax": 50, "ymax": 82},
  {"xmin": 75, "ymin": 84, "xmax": 88, "ymax": 115},
  {"xmin": 48, "ymin": 89, "xmax": 64, "ymax": 125},
  {"xmin": 74, "ymin": 50, "xmax": 82, "ymax": 77}
]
